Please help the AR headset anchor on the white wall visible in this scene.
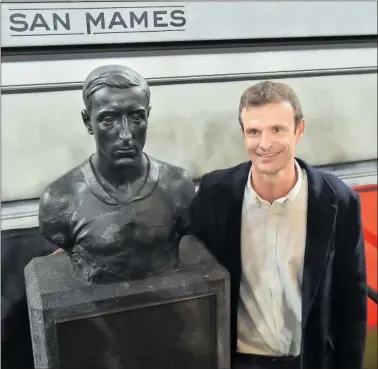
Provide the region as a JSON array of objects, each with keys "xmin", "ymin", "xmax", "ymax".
[{"xmin": 2, "ymin": 44, "xmax": 377, "ymax": 202}]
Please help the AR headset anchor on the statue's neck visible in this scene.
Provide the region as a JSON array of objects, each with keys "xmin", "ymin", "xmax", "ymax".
[{"xmin": 91, "ymin": 153, "xmax": 148, "ymax": 193}]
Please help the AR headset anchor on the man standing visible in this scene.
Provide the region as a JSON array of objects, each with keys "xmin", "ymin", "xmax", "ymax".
[{"xmin": 186, "ymin": 81, "xmax": 367, "ymax": 369}]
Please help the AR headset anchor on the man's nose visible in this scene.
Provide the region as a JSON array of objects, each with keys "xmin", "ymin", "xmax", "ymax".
[
  {"xmin": 119, "ymin": 117, "xmax": 132, "ymax": 141},
  {"xmin": 258, "ymin": 132, "xmax": 273, "ymax": 150}
]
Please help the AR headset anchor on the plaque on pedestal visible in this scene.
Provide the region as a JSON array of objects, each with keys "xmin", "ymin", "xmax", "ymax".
[{"xmin": 25, "ymin": 236, "xmax": 230, "ymax": 369}]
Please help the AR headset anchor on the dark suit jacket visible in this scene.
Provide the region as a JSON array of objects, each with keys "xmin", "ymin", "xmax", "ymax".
[{"xmin": 185, "ymin": 158, "xmax": 367, "ymax": 369}]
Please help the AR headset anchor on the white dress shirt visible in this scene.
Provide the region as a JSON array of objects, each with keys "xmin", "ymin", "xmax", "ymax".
[{"xmin": 237, "ymin": 160, "xmax": 308, "ymax": 357}]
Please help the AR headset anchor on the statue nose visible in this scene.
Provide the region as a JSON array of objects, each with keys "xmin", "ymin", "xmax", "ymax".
[{"xmin": 119, "ymin": 119, "xmax": 132, "ymax": 141}]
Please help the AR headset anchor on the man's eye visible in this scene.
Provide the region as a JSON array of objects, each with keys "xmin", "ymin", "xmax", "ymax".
[
  {"xmin": 130, "ymin": 114, "xmax": 142, "ymax": 122},
  {"xmin": 101, "ymin": 117, "xmax": 116, "ymax": 127},
  {"xmin": 274, "ymin": 127, "xmax": 282, "ymax": 133}
]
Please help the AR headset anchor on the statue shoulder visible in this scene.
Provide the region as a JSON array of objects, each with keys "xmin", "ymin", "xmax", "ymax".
[
  {"xmin": 150, "ymin": 156, "xmax": 192, "ymax": 182},
  {"xmin": 152, "ymin": 156, "xmax": 193, "ymax": 182},
  {"xmin": 39, "ymin": 160, "xmax": 88, "ymax": 215},
  {"xmin": 38, "ymin": 161, "xmax": 89, "ymax": 249},
  {"xmin": 149, "ymin": 156, "xmax": 196, "ymax": 201}
]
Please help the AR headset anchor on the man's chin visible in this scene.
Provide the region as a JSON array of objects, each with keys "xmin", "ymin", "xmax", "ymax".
[
  {"xmin": 256, "ymin": 162, "xmax": 282, "ymax": 176},
  {"xmin": 112, "ymin": 155, "xmax": 140, "ymax": 168}
]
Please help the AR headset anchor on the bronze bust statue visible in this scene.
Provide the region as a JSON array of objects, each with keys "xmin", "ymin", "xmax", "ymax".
[{"xmin": 38, "ymin": 65, "xmax": 195, "ymax": 284}]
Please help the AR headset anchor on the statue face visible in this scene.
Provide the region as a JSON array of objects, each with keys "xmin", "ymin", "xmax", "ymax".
[{"xmin": 84, "ymin": 86, "xmax": 150, "ymax": 168}]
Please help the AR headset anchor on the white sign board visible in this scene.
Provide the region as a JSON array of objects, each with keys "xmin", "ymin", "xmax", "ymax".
[{"xmin": 1, "ymin": 1, "xmax": 377, "ymax": 47}]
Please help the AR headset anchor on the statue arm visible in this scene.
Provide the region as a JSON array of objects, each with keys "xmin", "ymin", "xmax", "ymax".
[
  {"xmin": 180, "ymin": 181, "xmax": 207, "ymax": 241},
  {"xmin": 175, "ymin": 172, "xmax": 207, "ymax": 244},
  {"xmin": 175, "ymin": 180, "xmax": 196, "ymax": 234},
  {"xmin": 38, "ymin": 188, "xmax": 74, "ymax": 251}
]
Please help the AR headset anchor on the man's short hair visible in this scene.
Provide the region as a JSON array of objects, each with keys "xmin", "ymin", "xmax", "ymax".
[
  {"xmin": 238, "ymin": 80, "xmax": 303, "ymax": 128},
  {"xmin": 82, "ymin": 65, "xmax": 151, "ymax": 113}
]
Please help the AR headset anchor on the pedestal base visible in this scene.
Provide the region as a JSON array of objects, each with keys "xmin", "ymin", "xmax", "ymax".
[{"xmin": 25, "ymin": 235, "xmax": 230, "ymax": 369}]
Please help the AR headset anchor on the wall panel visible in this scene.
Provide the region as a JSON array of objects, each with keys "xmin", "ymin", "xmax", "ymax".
[{"xmin": 2, "ymin": 72, "xmax": 377, "ymax": 202}]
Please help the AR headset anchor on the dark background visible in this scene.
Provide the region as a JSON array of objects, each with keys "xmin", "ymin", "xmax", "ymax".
[{"xmin": 1, "ymin": 227, "xmax": 58, "ymax": 369}]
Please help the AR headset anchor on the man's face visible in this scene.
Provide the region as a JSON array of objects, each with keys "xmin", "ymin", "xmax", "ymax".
[
  {"xmin": 241, "ymin": 101, "xmax": 304, "ymax": 175},
  {"xmin": 83, "ymin": 86, "xmax": 150, "ymax": 169}
]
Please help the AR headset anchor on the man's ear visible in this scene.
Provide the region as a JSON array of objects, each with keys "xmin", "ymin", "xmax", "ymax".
[
  {"xmin": 147, "ymin": 105, "xmax": 152, "ymax": 117},
  {"xmin": 81, "ymin": 109, "xmax": 93, "ymax": 135},
  {"xmin": 295, "ymin": 119, "xmax": 305, "ymax": 143}
]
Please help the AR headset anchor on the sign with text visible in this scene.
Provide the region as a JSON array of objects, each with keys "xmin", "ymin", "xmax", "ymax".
[
  {"xmin": 2, "ymin": 2, "xmax": 377, "ymax": 47},
  {"xmin": 4, "ymin": 5, "xmax": 186, "ymax": 44}
]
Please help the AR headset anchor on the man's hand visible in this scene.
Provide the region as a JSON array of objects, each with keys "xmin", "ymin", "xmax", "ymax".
[{"xmin": 51, "ymin": 248, "xmax": 65, "ymax": 255}]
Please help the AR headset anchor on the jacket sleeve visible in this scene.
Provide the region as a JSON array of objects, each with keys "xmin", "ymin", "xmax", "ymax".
[{"xmin": 333, "ymin": 192, "xmax": 367, "ymax": 369}]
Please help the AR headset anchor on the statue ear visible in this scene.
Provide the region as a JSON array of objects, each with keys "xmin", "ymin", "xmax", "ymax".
[
  {"xmin": 81, "ymin": 109, "xmax": 93, "ymax": 135},
  {"xmin": 147, "ymin": 106, "xmax": 152, "ymax": 117}
]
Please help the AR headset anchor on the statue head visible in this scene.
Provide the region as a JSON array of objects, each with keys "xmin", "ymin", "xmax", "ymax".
[{"xmin": 81, "ymin": 65, "xmax": 151, "ymax": 169}]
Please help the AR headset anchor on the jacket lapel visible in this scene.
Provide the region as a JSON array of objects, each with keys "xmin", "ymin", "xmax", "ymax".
[
  {"xmin": 297, "ymin": 158, "xmax": 338, "ymax": 327},
  {"xmin": 223, "ymin": 161, "xmax": 251, "ymax": 273}
]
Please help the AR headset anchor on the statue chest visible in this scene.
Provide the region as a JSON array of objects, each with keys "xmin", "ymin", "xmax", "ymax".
[{"xmin": 71, "ymin": 191, "xmax": 177, "ymax": 252}]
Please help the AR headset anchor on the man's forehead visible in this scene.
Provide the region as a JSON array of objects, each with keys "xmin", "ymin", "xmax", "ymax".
[
  {"xmin": 242, "ymin": 101, "xmax": 294, "ymax": 114},
  {"xmin": 241, "ymin": 102, "xmax": 295, "ymax": 122},
  {"xmin": 91, "ymin": 86, "xmax": 148, "ymax": 108}
]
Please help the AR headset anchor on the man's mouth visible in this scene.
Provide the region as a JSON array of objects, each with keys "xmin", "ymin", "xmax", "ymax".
[
  {"xmin": 258, "ymin": 152, "xmax": 279, "ymax": 157},
  {"xmin": 114, "ymin": 148, "xmax": 137, "ymax": 157}
]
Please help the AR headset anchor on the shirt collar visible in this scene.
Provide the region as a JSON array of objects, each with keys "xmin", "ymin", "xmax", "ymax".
[
  {"xmin": 246, "ymin": 160, "xmax": 303, "ymax": 204},
  {"xmin": 82, "ymin": 153, "xmax": 159, "ymax": 205}
]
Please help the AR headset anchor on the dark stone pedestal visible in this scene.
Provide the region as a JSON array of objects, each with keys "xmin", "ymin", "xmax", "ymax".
[{"xmin": 24, "ymin": 236, "xmax": 230, "ymax": 369}]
